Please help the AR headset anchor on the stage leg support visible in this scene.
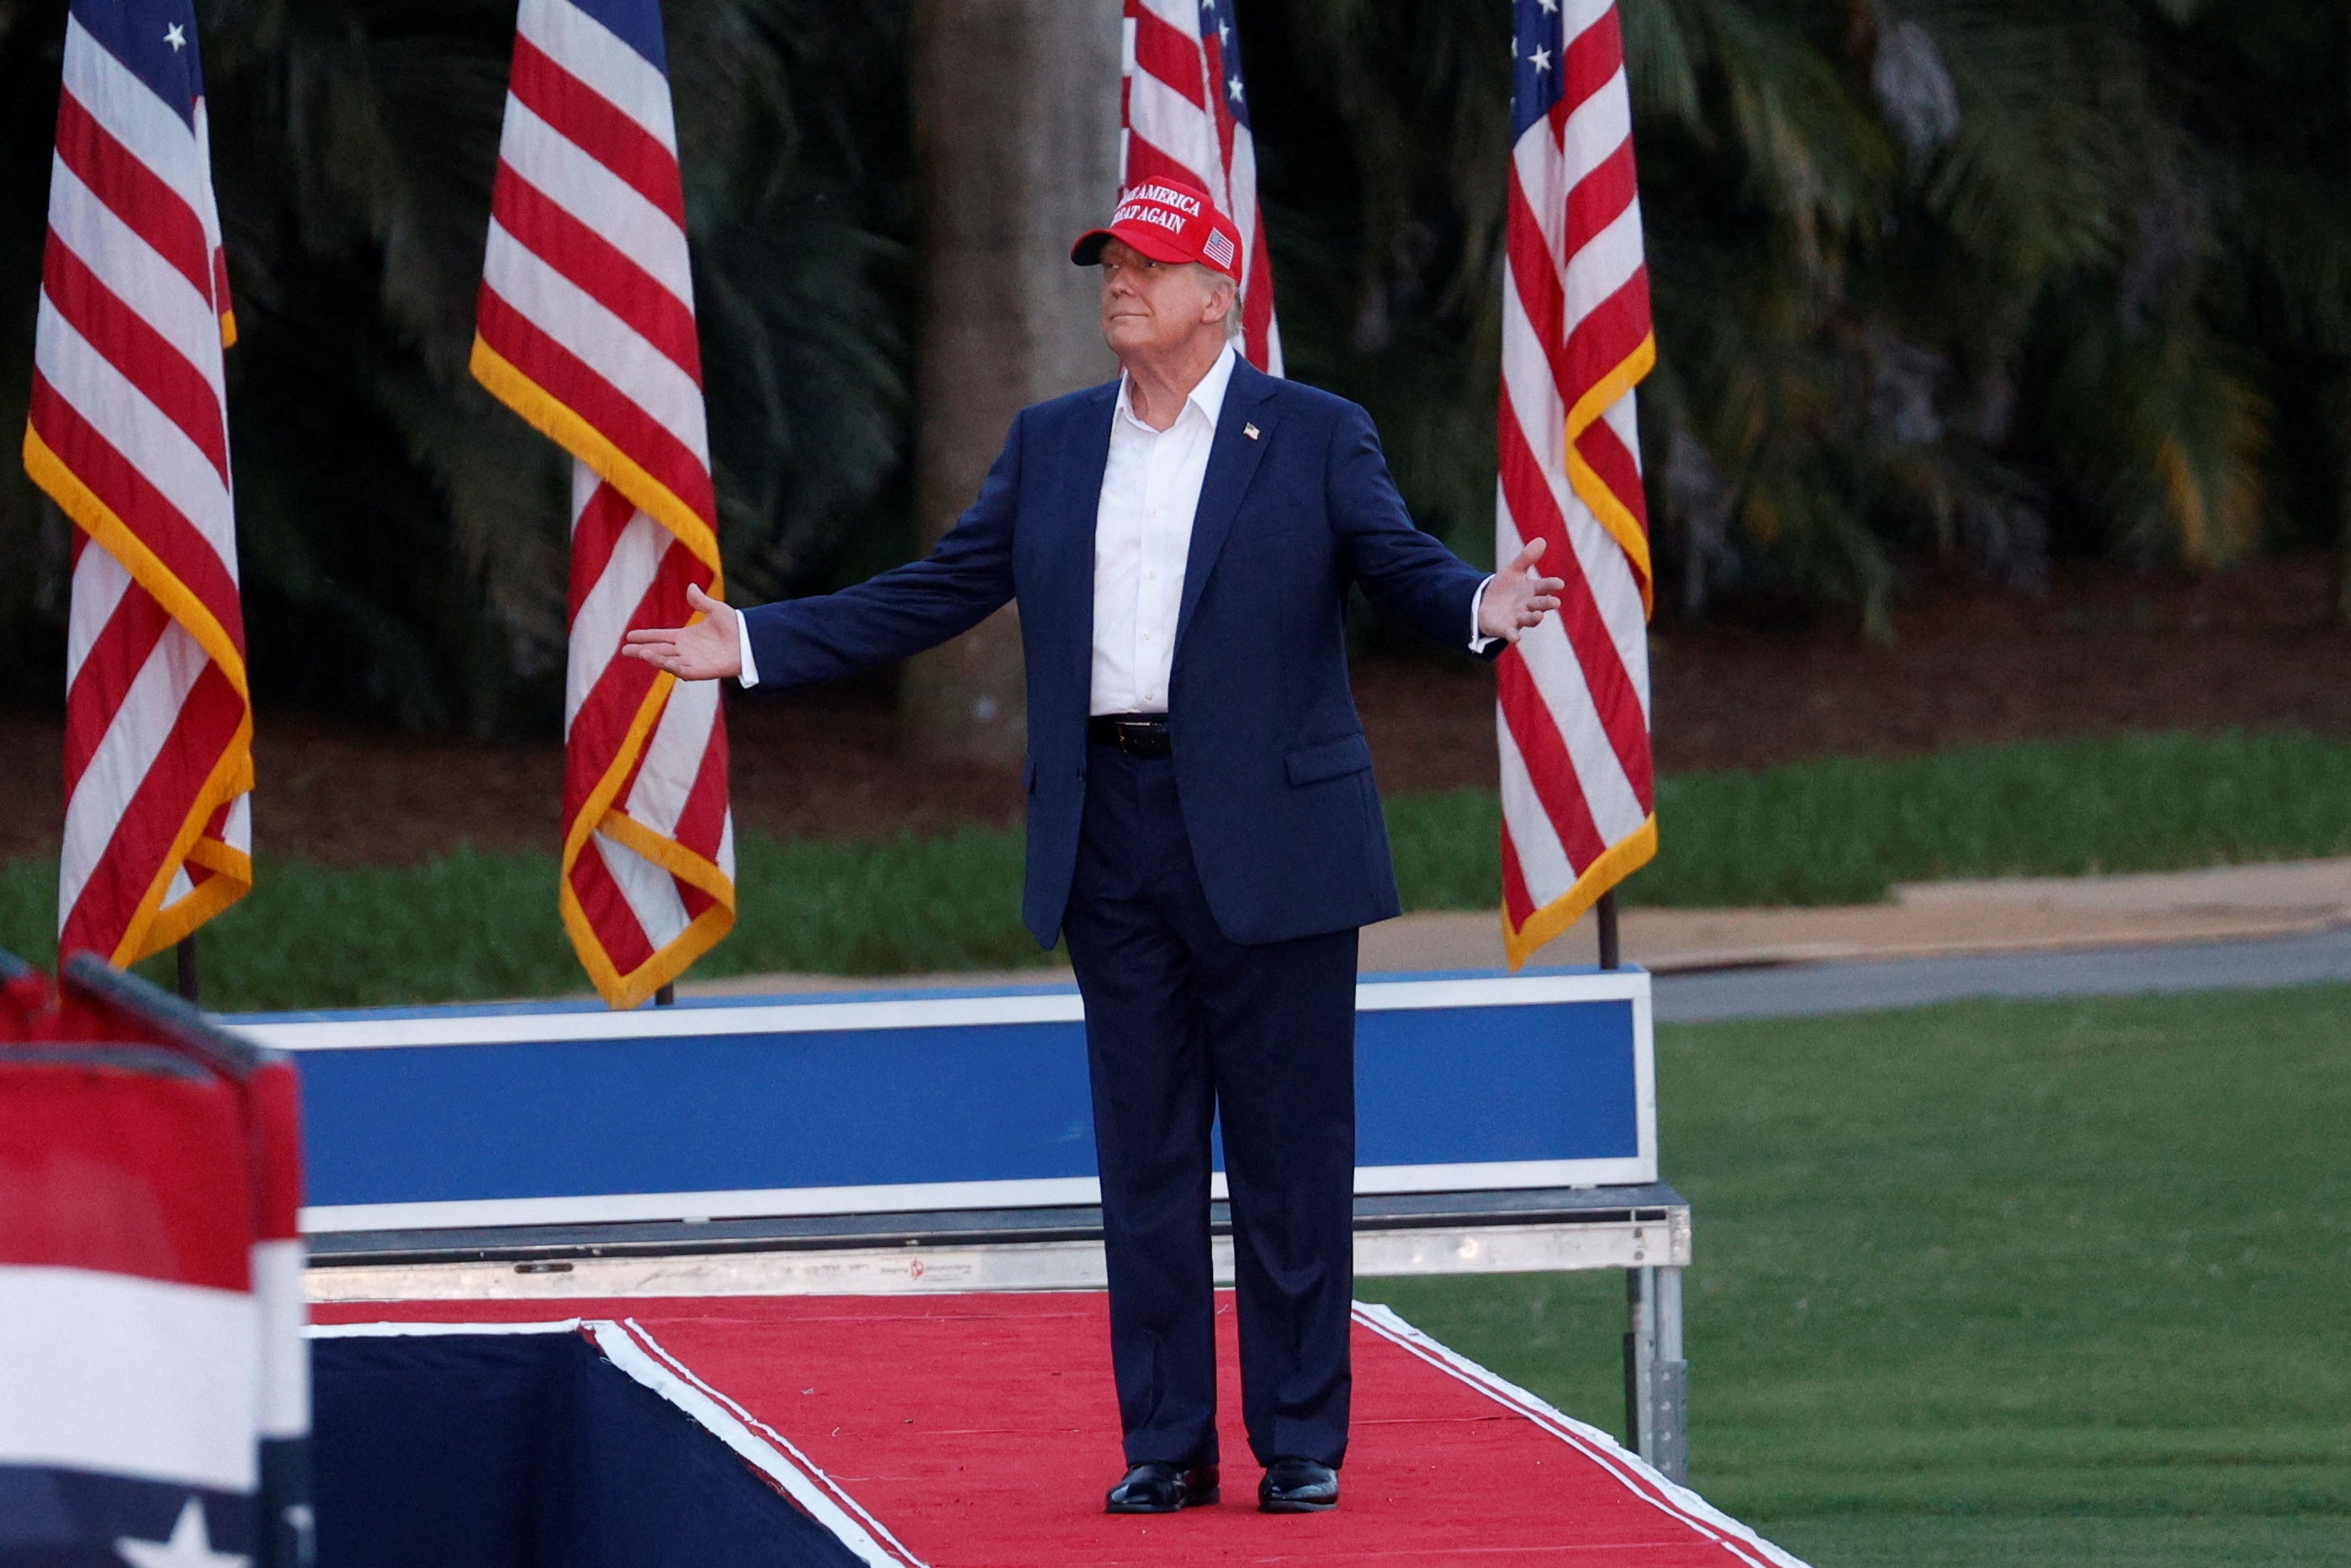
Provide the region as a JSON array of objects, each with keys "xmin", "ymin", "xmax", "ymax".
[{"xmin": 1623, "ymin": 1264, "xmax": 1688, "ymax": 1485}]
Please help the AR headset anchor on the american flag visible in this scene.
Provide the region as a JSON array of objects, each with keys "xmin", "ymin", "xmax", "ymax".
[
  {"xmin": 1121, "ymin": 0, "xmax": 1281, "ymax": 373},
  {"xmin": 474, "ymin": 0, "xmax": 736, "ymax": 1010},
  {"xmin": 1496, "ymin": 0, "xmax": 1658, "ymax": 968},
  {"xmin": 29, "ymin": 0, "xmax": 252, "ymax": 970}
]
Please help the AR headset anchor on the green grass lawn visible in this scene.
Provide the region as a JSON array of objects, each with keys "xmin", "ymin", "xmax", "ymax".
[
  {"xmin": 5, "ymin": 729, "xmax": 2350, "ymax": 1009},
  {"xmin": 1359, "ymin": 985, "xmax": 2351, "ymax": 1567},
  {"xmin": 0, "ymin": 828, "xmax": 1040, "ymax": 1011},
  {"xmin": 1389, "ymin": 728, "xmax": 2351, "ymax": 908}
]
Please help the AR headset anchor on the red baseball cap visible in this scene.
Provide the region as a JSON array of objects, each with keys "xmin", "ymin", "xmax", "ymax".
[{"xmin": 1072, "ymin": 179, "xmax": 1243, "ymax": 281}]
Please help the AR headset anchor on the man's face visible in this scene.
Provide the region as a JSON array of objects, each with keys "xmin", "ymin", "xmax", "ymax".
[{"xmin": 1099, "ymin": 239, "xmax": 1227, "ymax": 358}]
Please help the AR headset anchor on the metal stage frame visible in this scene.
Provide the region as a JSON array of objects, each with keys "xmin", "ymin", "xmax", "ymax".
[{"xmin": 307, "ymin": 1184, "xmax": 1694, "ymax": 1481}]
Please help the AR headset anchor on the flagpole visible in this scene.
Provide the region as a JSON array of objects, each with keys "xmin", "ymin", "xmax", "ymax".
[
  {"xmin": 1596, "ymin": 893, "xmax": 1621, "ymax": 972},
  {"xmin": 176, "ymin": 935, "xmax": 200, "ymax": 1004}
]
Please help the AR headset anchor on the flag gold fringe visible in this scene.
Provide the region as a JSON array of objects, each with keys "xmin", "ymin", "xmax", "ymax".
[
  {"xmin": 24, "ymin": 422, "xmax": 254, "ymax": 964},
  {"xmin": 1501, "ymin": 814, "xmax": 1656, "ymax": 973}
]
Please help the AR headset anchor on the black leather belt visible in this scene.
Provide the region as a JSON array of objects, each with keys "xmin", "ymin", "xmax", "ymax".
[{"xmin": 1088, "ymin": 713, "xmax": 1173, "ymax": 759}]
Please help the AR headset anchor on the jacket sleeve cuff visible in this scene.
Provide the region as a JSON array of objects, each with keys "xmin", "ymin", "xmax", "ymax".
[
  {"xmin": 1469, "ymin": 575, "xmax": 1499, "ymax": 656},
  {"xmin": 735, "ymin": 609, "xmax": 761, "ymax": 688}
]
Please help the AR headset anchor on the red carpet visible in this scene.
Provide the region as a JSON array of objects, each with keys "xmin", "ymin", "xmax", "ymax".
[{"xmin": 315, "ymin": 1292, "xmax": 1803, "ymax": 1567}]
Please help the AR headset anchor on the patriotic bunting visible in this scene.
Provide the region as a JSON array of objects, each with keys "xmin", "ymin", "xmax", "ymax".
[{"xmin": 1, "ymin": 955, "xmax": 312, "ymax": 1567}]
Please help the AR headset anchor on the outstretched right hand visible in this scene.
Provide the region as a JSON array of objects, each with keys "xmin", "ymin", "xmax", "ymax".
[{"xmin": 622, "ymin": 583, "xmax": 742, "ymax": 681}]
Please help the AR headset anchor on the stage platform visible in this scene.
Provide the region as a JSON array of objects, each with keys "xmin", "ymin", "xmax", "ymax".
[
  {"xmin": 311, "ymin": 1291, "xmax": 1808, "ymax": 1568},
  {"xmin": 251, "ymin": 969, "xmax": 1779, "ymax": 1558}
]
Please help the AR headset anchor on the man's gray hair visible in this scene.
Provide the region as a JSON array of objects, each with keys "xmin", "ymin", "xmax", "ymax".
[{"xmin": 1194, "ymin": 263, "xmax": 1243, "ymax": 341}]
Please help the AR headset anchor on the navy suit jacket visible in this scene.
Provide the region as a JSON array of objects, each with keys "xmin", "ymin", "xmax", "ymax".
[{"xmin": 743, "ymin": 357, "xmax": 1494, "ymax": 949}]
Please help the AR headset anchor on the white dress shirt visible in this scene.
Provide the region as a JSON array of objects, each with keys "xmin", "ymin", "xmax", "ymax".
[
  {"xmin": 1088, "ymin": 344, "xmax": 1239, "ymax": 714},
  {"xmin": 738, "ymin": 342, "xmax": 1494, "ymax": 691}
]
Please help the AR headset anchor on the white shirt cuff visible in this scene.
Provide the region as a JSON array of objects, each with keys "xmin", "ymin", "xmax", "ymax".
[
  {"xmin": 1469, "ymin": 575, "xmax": 1498, "ymax": 654},
  {"xmin": 734, "ymin": 610, "xmax": 760, "ymax": 688}
]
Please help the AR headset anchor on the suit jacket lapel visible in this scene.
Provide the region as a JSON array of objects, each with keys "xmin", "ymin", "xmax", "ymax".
[
  {"xmin": 1175, "ymin": 360, "xmax": 1278, "ymax": 655},
  {"xmin": 1060, "ymin": 384, "xmax": 1119, "ymax": 697}
]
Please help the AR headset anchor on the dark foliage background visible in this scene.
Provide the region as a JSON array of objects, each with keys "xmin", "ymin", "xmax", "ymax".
[
  {"xmin": 0, "ymin": 0, "xmax": 912, "ymax": 735},
  {"xmin": 1243, "ymin": 0, "xmax": 2351, "ymax": 633},
  {"xmin": 1, "ymin": 0, "xmax": 2345, "ymax": 734}
]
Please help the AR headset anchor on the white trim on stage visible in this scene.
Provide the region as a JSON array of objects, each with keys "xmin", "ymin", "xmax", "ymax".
[
  {"xmin": 297, "ymin": 1155, "xmax": 1655, "ymax": 1235},
  {"xmin": 231, "ymin": 971, "xmax": 1650, "ymax": 1053},
  {"xmin": 1354, "ymin": 1304, "xmax": 1811, "ymax": 1568}
]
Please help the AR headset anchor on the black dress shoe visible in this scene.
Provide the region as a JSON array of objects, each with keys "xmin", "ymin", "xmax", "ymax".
[
  {"xmin": 1258, "ymin": 1456, "xmax": 1338, "ymax": 1512},
  {"xmin": 1105, "ymin": 1460, "xmax": 1220, "ymax": 1513}
]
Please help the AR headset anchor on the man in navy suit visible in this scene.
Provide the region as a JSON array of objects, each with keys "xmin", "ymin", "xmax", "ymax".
[{"xmin": 625, "ymin": 181, "xmax": 1564, "ymax": 1517}]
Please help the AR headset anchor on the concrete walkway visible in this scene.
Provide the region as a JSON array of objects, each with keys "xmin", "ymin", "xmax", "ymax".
[
  {"xmin": 678, "ymin": 857, "xmax": 2351, "ymax": 1013},
  {"xmin": 1653, "ymin": 927, "xmax": 2351, "ymax": 1023},
  {"xmin": 1362, "ymin": 856, "xmax": 2351, "ymax": 975}
]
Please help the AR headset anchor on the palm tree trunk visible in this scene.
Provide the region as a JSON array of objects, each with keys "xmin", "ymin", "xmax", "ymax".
[{"xmin": 902, "ymin": 0, "xmax": 1121, "ymax": 762}]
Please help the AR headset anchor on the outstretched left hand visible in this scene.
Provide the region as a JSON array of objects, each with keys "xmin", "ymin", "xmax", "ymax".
[
  {"xmin": 622, "ymin": 584, "xmax": 743, "ymax": 681},
  {"xmin": 1478, "ymin": 537, "xmax": 1566, "ymax": 644}
]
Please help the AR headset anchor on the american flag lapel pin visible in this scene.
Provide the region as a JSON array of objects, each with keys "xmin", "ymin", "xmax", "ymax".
[{"xmin": 1243, "ymin": 422, "xmax": 1260, "ymax": 441}]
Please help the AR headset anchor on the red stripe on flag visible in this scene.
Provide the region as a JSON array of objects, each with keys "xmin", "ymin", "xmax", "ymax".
[
  {"xmin": 493, "ymin": 174, "xmax": 703, "ymax": 386},
  {"xmin": 1563, "ymin": 269, "xmax": 1651, "ymax": 411},
  {"xmin": 1242, "ymin": 210, "xmax": 1277, "ymax": 368},
  {"xmin": 475, "ymin": 288, "xmax": 717, "ymax": 526},
  {"xmin": 1575, "ymin": 415, "xmax": 1650, "ymax": 537},
  {"xmin": 1496, "ymin": 649, "xmax": 1608, "ymax": 870},
  {"xmin": 1130, "ymin": 8, "xmax": 1206, "ymax": 109},
  {"xmin": 52, "ymin": 91, "xmax": 214, "ymax": 300},
  {"xmin": 29, "ymin": 373, "xmax": 246, "ymax": 657},
  {"xmin": 59, "ymin": 660, "xmax": 244, "ymax": 959},
  {"xmin": 565, "ymin": 838, "xmax": 659, "ymax": 974},
  {"xmin": 564, "ymin": 552, "xmax": 701, "ymax": 823},
  {"xmin": 667, "ymin": 712, "xmax": 731, "ymax": 864},
  {"xmin": 1500, "ymin": 817, "xmax": 1537, "ymax": 930},
  {"xmin": 1565, "ymin": 140, "xmax": 1637, "ymax": 260},
  {"xmin": 1122, "ymin": 134, "xmax": 1205, "ymax": 199},
  {"xmin": 40, "ymin": 239, "xmax": 228, "ymax": 480},
  {"xmin": 181, "ymin": 795, "xmax": 233, "ymax": 891},
  {"xmin": 1499, "ymin": 385, "xmax": 1655, "ymax": 807},
  {"xmin": 62, "ymin": 583, "xmax": 171, "ymax": 795},
  {"xmin": 563, "ymin": 562, "xmax": 696, "ymax": 833},
  {"xmin": 565, "ymin": 659, "xmax": 661, "ymax": 826},
  {"xmin": 506, "ymin": 36, "xmax": 688, "ymax": 230},
  {"xmin": 1561, "ymin": 6, "xmax": 1624, "ymax": 116},
  {"xmin": 567, "ymin": 478, "xmax": 641, "ymax": 623},
  {"xmin": 1506, "ymin": 177, "xmax": 1568, "ymax": 394}
]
